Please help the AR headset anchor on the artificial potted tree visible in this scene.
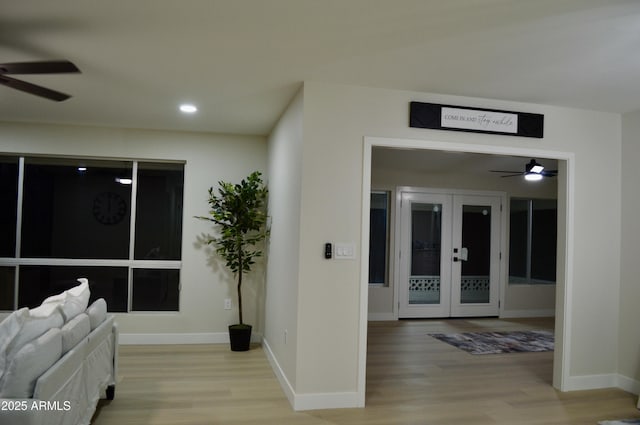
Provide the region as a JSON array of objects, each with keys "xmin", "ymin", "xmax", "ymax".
[{"xmin": 196, "ymin": 171, "xmax": 268, "ymax": 351}]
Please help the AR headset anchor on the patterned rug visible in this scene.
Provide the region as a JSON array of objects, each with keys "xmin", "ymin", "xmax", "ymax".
[
  {"xmin": 428, "ymin": 330, "xmax": 554, "ymax": 354},
  {"xmin": 598, "ymin": 420, "xmax": 640, "ymax": 425}
]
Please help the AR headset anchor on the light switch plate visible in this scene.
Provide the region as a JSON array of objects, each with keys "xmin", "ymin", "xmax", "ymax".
[{"xmin": 334, "ymin": 242, "xmax": 356, "ymax": 259}]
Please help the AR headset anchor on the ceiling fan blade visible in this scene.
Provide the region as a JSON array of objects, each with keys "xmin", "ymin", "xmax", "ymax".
[
  {"xmin": 0, "ymin": 60, "xmax": 80, "ymax": 75},
  {"xmin": 541, "ymin": 170, "xmax": 558, "ymax": 177},
  {"xmin": 489, "ymin": 170, "xmax": 522, "ymax": 174},
  {"xmin": 499, "ymin": 173, "xmax": 524, "ymax": 178},
  {"xmin": 0, "ymin": 74, "xmax": 71, "ymax": 101}
]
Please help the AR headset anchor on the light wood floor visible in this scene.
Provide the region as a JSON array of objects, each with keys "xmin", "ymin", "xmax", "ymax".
[{"xmin": 92, "ymin": 318, "xmax": 640, "ymax": 424}]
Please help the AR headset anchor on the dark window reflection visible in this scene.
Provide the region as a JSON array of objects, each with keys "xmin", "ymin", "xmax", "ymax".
[
  {"xmin": 132, "ymin": 269, "xmax": 180, "ymax": 311},
  {"xmin": 134, "ymin": 162, "xmax": 184, "ymax": 260},
  {"xmin": 0, "ymin": 267, "xmax": 15, "ymax": 310},
  {"xmin": 19, "ymin": 265, "xmax": 128, "ymax": 312},
  {"xmin": 21, "ymin": 158, "xmax": 132, "ymax": 259},
  {"xmin": 369, "ymin": 192, "xmax": 388, "ymax": 284},
  {"xmin": 0, "ymin": 157, "xmax": 19, "ymax": 258}
]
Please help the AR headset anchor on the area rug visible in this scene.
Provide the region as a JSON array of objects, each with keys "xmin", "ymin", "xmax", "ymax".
[
  {"xmin": 598, "ymin": 420, "xmax": 640, "ymax": 424},
  {"xmin": 428, "ymin": 330, "xmax": 554, "ymax": 354}
]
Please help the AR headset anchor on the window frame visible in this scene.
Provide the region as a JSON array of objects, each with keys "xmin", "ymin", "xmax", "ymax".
[
  {"xmin": 0, "ymin": 156, "xmax": 184, "ymax": 312},
  {"xmin": 508, "ymin": 197, "xmax": 557, "ymax": 285}
]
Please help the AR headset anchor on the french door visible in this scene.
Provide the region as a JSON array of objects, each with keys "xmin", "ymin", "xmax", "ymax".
[{"xmin": 398, "ymin": 190, "xmax": 502, "ymax": 318}]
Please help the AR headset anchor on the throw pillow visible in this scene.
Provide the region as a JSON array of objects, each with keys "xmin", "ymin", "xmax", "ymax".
[
  {"xmin": 42, "ymin": 278, "xmax": 91, "ymax": 322},
  {"xmin": 0, "ymin": 308, "xmax": 29, "ymax": 382},
  {"xmin": 60, "ymin": 313, "xmax": 90, "ymax": 354},
  {"xmin": 0, "ymin": 328, "xmax": 62, "ymax": 398},
  {"xmin": 3, "ymin": 307, "xmax": 63, "ymax": 370},
  {"xmin": 86, "ymin": 298, "xmax": 107, "ymax": 330}
]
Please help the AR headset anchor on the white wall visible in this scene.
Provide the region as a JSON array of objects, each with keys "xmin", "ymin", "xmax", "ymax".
[
  {"xmin": 619, "ymin": 110, "xmax": 640, "ymax": 389},
  {"xmin": 288, "ymin": 81, "xmax": 621, "ymax": 407},
  {"xmin": 264, "ymin": 89, "xmax": 304, "ymax": 400},
  {"xmin": 0, "ymin": 121, "xmax": 268, "ymax": 341},
  {"xmin": 369, "ymin": 162, "xmax": 557, "ymax": 319}
]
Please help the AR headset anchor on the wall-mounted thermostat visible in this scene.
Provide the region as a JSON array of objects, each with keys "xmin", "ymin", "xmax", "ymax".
[{"xmin": 324, "ymin": 243, "xmax": 332, "ymax": 259}]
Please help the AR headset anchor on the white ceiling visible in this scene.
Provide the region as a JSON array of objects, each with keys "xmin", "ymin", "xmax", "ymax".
[{"xmin": 1, "ymin": 0, "xmax": 640, "ymax": 136}]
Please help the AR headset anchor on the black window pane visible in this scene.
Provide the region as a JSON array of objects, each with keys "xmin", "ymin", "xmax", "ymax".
[
  {"xmin": 509, "ymin": 199, "xmax": 529, "ymax": 279},
  {"xmin": 21, "ymin": 158, "xmax": 132, "ymax": 259},
  {"xmin": 0, "ymin": 267, "xmax": 15, "ymax": 310},
  {"xmin": 531, "ymin": 199, "xmax": 557, "ymax": 282},
  {"xmin": 18, "ymin": 265, "xmax": 128, "ymax": 312},
  {"xmin": 134, "ymin": 162, "xmax": 184, "ymax": 260},
  {"xmin": 0, "ymin": 156, "xmax": 19, "ymax": 258},
  {"xmin": 369, "ymin": 192, "xmax": 388, "ymax": 284},
  {"xmin": 132, "ymin": 269, "xmax": 179, "ymax": 311}
]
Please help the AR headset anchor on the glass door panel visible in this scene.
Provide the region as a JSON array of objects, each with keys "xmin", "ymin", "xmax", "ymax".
[
  {"xmin": 410, "ymin": 203, "xmax": 442, "ymax": 305},
  {"xmin": 460, "ymin": 205, "xmax": 491, "ymax": 304},
  {"xmin": 399, "ymin": 192, "xmax": 451, "ymax": 318},
  {"xmin": 451, "ymin": 195, "xmax": 501, "ymax": 317}
]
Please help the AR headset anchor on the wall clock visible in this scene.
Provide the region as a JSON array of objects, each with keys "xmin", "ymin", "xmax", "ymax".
[{"xmin": 92, "ymin": 191, "xmax": 127, "ymax": 225}]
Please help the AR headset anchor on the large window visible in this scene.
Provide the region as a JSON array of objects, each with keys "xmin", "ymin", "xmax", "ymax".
[
  {"xmin": 0, "ymin": 155, "xmax": 184, "ymax": 312},
  {"xmin": 369, "ymin": 191, "xmax": 390, "ymax": 285},
  {"xmin": 509, "ymin": 198, "xmax": 557, "ymax": 284},
  {"xmin": 0, "ymin": 156, "xmax": 18, "ymax": 258}
]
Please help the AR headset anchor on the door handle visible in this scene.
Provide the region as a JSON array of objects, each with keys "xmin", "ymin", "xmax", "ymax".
[{"xmin": 453, "ymin": 248, "xmax": 468, "ymax": 262}]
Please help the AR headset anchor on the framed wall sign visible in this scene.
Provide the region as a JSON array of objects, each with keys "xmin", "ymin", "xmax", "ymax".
[{"xmin": 409, "ymin": 102, "xmax": 544, "ymax": 138}]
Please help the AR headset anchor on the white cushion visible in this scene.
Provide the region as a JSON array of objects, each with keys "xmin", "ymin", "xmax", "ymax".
[
  {"xmin": 0, "ymin": 328, "xmax": 62, "ymax": 398},
  {"xmin": 30, "ymin": 302, "xmax": 61, "ymax": 318},
  {"xmin": 0, "ymin": 308, "xmax": 29, "ymax": 382},
  {"xmin": 42, "ymin": 278, "xmax": 91, "ymax": 322},
  {"xmin": 86, "ymin": 298, "xmax": 107, "ymax": 330},
  {"xmin": 60, "ymin": 313, "xmax": 90, "ymax": 354},
  {"xmin": 4, "ymin": 307, "xmax": 64, "ymax": 363}
]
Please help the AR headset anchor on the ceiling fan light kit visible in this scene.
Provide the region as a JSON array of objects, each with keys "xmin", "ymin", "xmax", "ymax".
[
  {"xmin": 524, "ymin": 172, "xmax": 544, "ymax": 181},
  {"xmin": 490, "ymin": 158, "xmax": 558, "ymax": 181},
  {"xmin": 0, "ymin": 59, "xmax": 81, "ymax": 101},
  {"xmin": 528, "ymin": 163, "xmax": 544, "ymax": 174}
]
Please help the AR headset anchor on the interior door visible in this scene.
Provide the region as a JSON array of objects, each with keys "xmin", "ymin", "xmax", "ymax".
[{"xmin": 398, "ymin": 190, "xmax": 501, "ymax": 318}]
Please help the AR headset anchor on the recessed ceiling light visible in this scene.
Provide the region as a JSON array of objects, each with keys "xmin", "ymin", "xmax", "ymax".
[{"xmin": 179, "ymin": 104, "xmax": 198, "ymax": 114}]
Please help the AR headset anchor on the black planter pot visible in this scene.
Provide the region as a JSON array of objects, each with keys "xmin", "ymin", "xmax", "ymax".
[{"xmin": 228, "ymin": 324, "xmax": 252, "ymax": 351}]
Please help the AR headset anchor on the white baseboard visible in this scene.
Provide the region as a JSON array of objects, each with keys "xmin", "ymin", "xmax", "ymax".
[
  {"xmin": 368, "ymin": 312, "xmax": 396, "ymax": 321},
  {"xmin": 563, "ymin": 373, "xmax": 640, "ymax": 395},
  {"xmin": 563, "ymin": 373, "xmax": 618, "ymax": 391},
  {"xmin": 615, "ymin": 374, "xmax": 640, "ymax": 395},
  {"xmin": 500, "ymin": 309, "xmax": 555, "ymax": 318},
  {"xmin": 262, "ymin": 337, "xmax": 363, "ymax": 411},
  {"xmin": 119, "ymin": 332, "xmax": 262, "ymax": 345},
  {"xmin": 293, "ymin": 391, "xmax": 362, "ymax": 411},
  {"xmin": 262, "ymin": 338, "xmax": 296, "ymax": 408}
]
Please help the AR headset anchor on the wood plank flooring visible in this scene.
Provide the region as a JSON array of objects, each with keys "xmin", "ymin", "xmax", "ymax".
[{"xmin": 92, "ymin": 318, "xmax": 640, "ymax": 424}]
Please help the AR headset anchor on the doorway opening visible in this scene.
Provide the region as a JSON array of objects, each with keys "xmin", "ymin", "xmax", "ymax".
[{"xmin": 358, "ymin": 137, "xmax": 574, "ymax": 405}]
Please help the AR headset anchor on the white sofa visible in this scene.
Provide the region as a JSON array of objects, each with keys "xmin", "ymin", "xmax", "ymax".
[{"xmin": 0, "ymin": 279, "xmax": 118, "ymax": 425}]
